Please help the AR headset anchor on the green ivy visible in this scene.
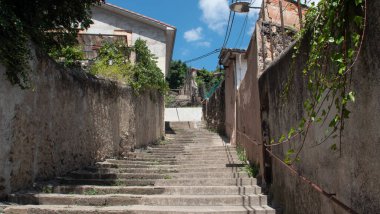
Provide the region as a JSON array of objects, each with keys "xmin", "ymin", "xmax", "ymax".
[
  {"xmin": 90, "ymin": 39, "xmax": 168, "ymax": 94},
  {"xmin": 0, "ymin": 0, "xmax": 103, "ymax": 88},
  {"xmin": 271, "ymin": 0, "xmax": 366, "ymax": 164},
  {"xmin": 49, "ymin": 45, "xmax": 84, "ymax": 67}
]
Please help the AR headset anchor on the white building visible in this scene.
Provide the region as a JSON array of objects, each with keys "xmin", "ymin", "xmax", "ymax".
[{"xmin": 79, "ymin": 3, "xmax": 176, "ymax": 76}]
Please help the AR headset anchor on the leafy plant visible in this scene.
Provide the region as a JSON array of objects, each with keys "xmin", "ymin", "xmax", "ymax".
[
  {"xmin": 236, "ymin": 145, "xmax": 259, "ymax": 178},
  {"xmin": 83, "ymin": 189, "xmax": 99, "ymax": 195},
  {"xmin": 49, "ymin": 45, "xmax": 84, "ymax": 67},
  {"xmin": 129, "ymin": 39, "xmax": 168, "ymax": 94},
  {"xmin": 270, "ymin": 0, "xmax": 366, "ymax": 164},
  {"xmin": 0, "ymin": 0, "xmax": 103, "ymax": 88},
  {"xmin": 89, "ymin": 39, "xmax": 168, "ymax": 94},
  {"xmin": 89, "ymin": 41, "xmax": 134, "ymax": 82},
  {"xmin": 41, "ymin": 185, "xmax": 53, "ymax": 193},
  {"xmin": 244, "ymin": 164, "xmax": 259, "ymax": 178},
  {"xmin": 166, "ymin": 60, "xmax": 188, "ymax": 89},
  {"xmin": 236, "ymin": 145, "xmax": 247, "ymax": 163}
]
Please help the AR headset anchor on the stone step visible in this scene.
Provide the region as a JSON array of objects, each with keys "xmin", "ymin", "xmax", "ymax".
[
  {"xmin": 120, "ymin": 155, "xmax": 240, "ymax": 161},
  {"xmin": 9, "ymin": 194, "xmax": 268, "ymax": 206},
  {"xmin": 155, "ymin": 178, "xmax": 256, "ymax": 186},
  {"xmin": 95, "ymin": 162, "xmax": 241, "ymax": 169},
  {"xmin": 105, "ymin": 159, "xmax": 241, "ymax": 165},
  {"xmin": 4, "ymin": 205, "xmax": 276, "ymax": 214},
  {"xmin": 143, "ymin": 151, "xmax": 235, "ymax": 155},
  {"xmin": 83, "ymin": 166, "xmax": 243, "ymax": 174},
  {"xmin": 68, "ymin": 171, "xmax": 249, "ymax": 180},
  {"xmin": 134, "ymin": 153, "xmax": 238, "ymax": 159},
  {"xmin": 56, "ymin": 178, "xmax": 157, "ymax": 186},
  {"xmin": 57, "ymin": 178, "xmax": 256, "ymax": 187},
  {"xmin": 35, "ymin": 185, "xmax": 261, "ymax": 195},
  {"xmin": 149, "ymin": 147, "xmax": 232, "ymax": 151}
]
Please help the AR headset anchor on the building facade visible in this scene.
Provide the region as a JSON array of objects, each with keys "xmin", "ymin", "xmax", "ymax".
[{"xmin": 79, "ymin": 3, "xmax": 176, "ymax": 76}]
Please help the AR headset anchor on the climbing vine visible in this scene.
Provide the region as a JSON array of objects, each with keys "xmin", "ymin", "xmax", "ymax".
[
  {"xmin": 90, "ymin": 39, "xmax": 168, "ymax": 94},
  {"xmin": 0, "ymin": 0, "xmax": 103, "ymax": 88},
  {"xmin": 268, "ymin": 0, "xmax": 366, "ymax": 164}
]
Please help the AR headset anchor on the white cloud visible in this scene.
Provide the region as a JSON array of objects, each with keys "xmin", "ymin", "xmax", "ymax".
[
  {"xmin": 184, "ymin": 27, "xmax": 203, "ymax": 42},
  {"xmin": 196, "ymin": 41, "xmax": 211, "ymax": 47},
  {"xmin": 199, "ymin": 0, "xmax": 229, "ymax": 34}
]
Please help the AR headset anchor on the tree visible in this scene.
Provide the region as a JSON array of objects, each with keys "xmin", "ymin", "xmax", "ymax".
[
  {"xmin": 196, "ymin": 68, "xmax": 224, "ymax": 93},
  {"xmin": 0, "ymin": 0, "xmax": 103, "ymax": 88},
  {"xmin": 166, "ymin": 60, "xmax": 187, "ymax": 89}
]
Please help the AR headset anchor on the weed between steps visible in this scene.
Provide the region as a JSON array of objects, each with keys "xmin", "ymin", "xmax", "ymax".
[
  {"xmin": 41, "ymin": 186, "xmax": 53, "ymax": 194},
  {"xmin": 236, "ymin": 145, "xmax": 259, "ymax": 178},
  {"xmin": 163, "ymin": 175, "xmax": 172, "ymax": 180},
  {"xmin": 84, "ymin": 189, "xmax": 99, "ymax": 195}
]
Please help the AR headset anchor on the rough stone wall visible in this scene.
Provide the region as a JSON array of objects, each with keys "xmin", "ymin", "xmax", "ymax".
[
  {"xmin": 0, "ymin": 46, "xmax": 164, "ymax": 198},
  {"xmin": 202, "ymin": 81, "xmax": 225, "ymax": 135},
  {"xmin": 258, "ymin": 2, "xmax": 380, "ymax": 213},
  {"xmin": 258, "ymin": 22, "xmax": 296, "ymax": 71}
]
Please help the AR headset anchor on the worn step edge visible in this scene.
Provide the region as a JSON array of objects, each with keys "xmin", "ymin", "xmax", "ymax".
[
  {"xmin": 8, "ymin": 194, "xmax": 268, "ymax": 206},
  {"xmin": 31, "ymin": 185, "xmax": 261, "ymax": 195},
  {"xmin": 4, "ymin": 205, "xmax": 275, "ymax": 214}
]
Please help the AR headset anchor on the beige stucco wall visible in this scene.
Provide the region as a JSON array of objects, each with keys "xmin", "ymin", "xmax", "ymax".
[
  {"xmin": 236, "ymin": 23, "xmax": 266, "ymax": 182},
  {"xmin": 224, "ymin": 62, "xmax": 236, "ymax": 145},
  {"xmin": 83, "ymin": 6, "xmax": 168, "ymax": 75},
  {"xmin": 0, "ymin": 46, "xmax": 164, "ymax": 198}
]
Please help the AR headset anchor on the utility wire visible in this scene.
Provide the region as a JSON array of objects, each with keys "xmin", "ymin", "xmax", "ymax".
[
  {"xmin": 183, "ymin": 49, "xmax": 221, "ymax": 64},
  {"xmin": 233, "ymin": 13, "xmax": 249, "ymax": 48}
]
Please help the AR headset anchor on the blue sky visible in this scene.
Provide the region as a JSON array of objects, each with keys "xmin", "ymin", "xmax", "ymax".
[{"xmin": 107, "ymin": 0, "xmax": 261, "ymax": 71}]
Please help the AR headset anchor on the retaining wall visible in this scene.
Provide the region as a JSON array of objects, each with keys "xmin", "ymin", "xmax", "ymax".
[{"xmin": 0, "ymin": 46, "xmax": 164, "ymax": 198}]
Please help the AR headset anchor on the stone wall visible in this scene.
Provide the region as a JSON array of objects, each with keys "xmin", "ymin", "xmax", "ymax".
[
  {"xmin": 259, "ymin": 1, "xmax": 380, "ymax": 213},
  {"xmin": 0, "ymin": 46, "xmax": 164, "ymax": 198},
  {"xmin": 202, "ymin": 81, "xmax": 225, "ymax": 135}
]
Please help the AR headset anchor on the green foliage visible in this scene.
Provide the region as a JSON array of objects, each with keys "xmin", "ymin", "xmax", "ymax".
[
  {"xmin": 130, "ymin": 39, "xmax": 169, "ymax": 94},
  {"xmin": 49, "ymin": 45, "xmax": 84, "ymax": 67},
  {"xmin": 166, "ymin": 60, "xmax": 188, "ymax": 89},
  {"xmin": 163, "ymin": 175, "xmax": 172, "ymax": 179},
  {"xmin": 90, "ymin": 41, "xmax": 134, "ymax": 82},
  {"xmin": 276, "ymin": 0, "xmax": 365, "ymax": 164},
  {"xmin": 83, "ymin": 189, "xmax": 99, "ymax": 195},
  {"xmin": 0, "ymin": 0, "xmax": 103, "ymax": 88},
  {"xmin": 236, "ymin": 145, "xmax": 247, "ymax": 163},
  {"xmin": 244, "ymin": 164, "xmax": 259, "ymax": 178},
  {"xmin": 90, "ymin": 39, "xmax": 168, "ymax": 94},
  {"xmin": 41, "ymin": 185, "xmax": 53, "ymax": 193},
  {"xmin": 196, "ymin": 68, "xmax": 224, "ymax": 92},
  {"xmin": 236, "ymin": 145, "xmax": 259, "ymax": 178}
]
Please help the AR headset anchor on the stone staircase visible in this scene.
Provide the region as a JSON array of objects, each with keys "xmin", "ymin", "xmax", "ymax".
[{"xmin": 3, "ymin": 125, "xmax": 275, "ymax": 214}]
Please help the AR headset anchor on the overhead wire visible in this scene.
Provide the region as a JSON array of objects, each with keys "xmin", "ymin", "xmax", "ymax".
[{"xmin": 183, "ymin": 49, "xmax": 221, "ymax": 64}]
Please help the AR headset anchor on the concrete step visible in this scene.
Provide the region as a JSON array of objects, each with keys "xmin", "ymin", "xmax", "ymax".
[
  {"xmin": 84, "ymin": 166, "xmax": 243, "ymax": 174},
  {"xmin": 95, "ymin": 162, "xmax": 241, "ymax": 169},
  {"xmin": 57, "ymin": 177, "xmax": 256, "ymax": 187},
  {"xmin": 37, "ymin": 185, "xmax": 261, "ymax": 195},
  {"xmin": 56, "ymin": 178, "xmax": 157, "ymax": 186},
  {"xmin": 4, "ymin": 205, "xmax": 276, "ymax": 214},
  {"xmin": 120, "ymin": 155, "xmax": 240, "ymax": 161},
  {"xmin": 68, "ymin": 171, "xmax": 249, "ymax": 180},
  {"xmin": 9, "ymin": 194, "xmax": 268, "ymax": 206},
  {"xmin": 155, "ymin": 178, "xmax": 257, "ymax": 186},
  {"xmin": 133, "ymin": 153, "xmax": 239, "ymax": 159},
  {"xmin": 105, "ymin": 159, "xmax": 241, "ymax": 165}
]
